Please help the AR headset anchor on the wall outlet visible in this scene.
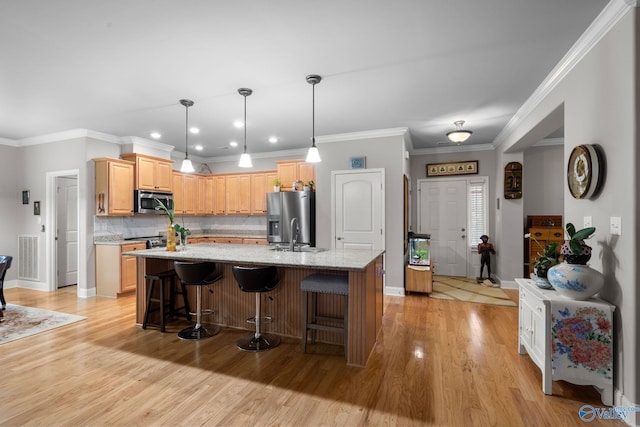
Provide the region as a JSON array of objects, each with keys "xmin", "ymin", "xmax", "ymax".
[
  {"xmin": 584, "ymin": 216, "xmax": 592, "ymax": 228},
  {"xmin": 610, "ymin": 216, "xmax": 621, "ymax": 235}
]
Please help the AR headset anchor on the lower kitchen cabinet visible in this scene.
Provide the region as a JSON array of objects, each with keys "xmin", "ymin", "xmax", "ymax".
[
  {"xmin": 516, "ymin": 278, "xmax": 615, "ymax": 405},
  {"xmin": 96, "ymin": 242, "xmax": 146, "ymax": 297}
]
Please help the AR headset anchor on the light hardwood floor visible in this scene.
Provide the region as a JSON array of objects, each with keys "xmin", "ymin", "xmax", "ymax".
[{"xmin": 0, "ymin": 287, "xmax": 612, "ymax": 426}]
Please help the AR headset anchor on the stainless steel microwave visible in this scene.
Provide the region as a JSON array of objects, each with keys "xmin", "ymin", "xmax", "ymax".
[{"xmin": 134, "ymin": 190, "xmax": 174, "ymax": 214}]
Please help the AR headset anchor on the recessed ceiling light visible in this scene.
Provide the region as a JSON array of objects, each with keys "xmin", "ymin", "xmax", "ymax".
[
  {"xmin": 269, "ymin": 136, "xmax": 278, "ymax": 143},
  {"xmin": 229, "ymin": 141, "xmax": 238, "ymax": 147},
  {"xmin": 194, "ymin": 144, "xmax": 203, "ymax": 151},
  {"xmin": 189, "ymin": 127, "xmax": 200, "ymax": 134},
  {"xmin": 150, "ymin": 132, "xmax": 162, "ymax": 139},
  {"xmin": 233, "ymin": 120, "xmax": 244, "ymax": 128}
]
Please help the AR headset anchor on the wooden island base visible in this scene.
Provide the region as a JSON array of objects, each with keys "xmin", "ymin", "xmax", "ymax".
[{"xmin": 135, "ymin": 254, "xmax": 384, "ymax": 367}]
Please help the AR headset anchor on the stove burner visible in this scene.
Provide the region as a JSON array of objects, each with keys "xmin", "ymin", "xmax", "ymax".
[{"xmin": 146, "ymin": 238, "xmax": 166, "ymax": 249}]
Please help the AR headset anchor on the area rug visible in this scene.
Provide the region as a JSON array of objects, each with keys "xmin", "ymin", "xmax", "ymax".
[
  {"xmin": 0, "ymin": 304, "xmax": 86, "ymax": 345},
  {"xmin": 430, "ymin": 276, "xmax": 517, "ymax": 307}
]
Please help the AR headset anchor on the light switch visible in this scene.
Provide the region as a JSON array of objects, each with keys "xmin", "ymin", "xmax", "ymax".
[
  {"xmin": 584, "ymin": 216, "xmax": 592, "ymax": 228},
  {"xmin": 610, "ymin": 216, "xmax": 621, "ymax": 235}
]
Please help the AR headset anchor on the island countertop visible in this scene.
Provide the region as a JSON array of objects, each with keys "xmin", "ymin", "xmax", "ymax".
[{"xmin": 123, "ymin": 243, "xmax": 384, "ymax": 271}]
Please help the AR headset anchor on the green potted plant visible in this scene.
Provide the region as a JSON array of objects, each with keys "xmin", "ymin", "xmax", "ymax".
[
  {"xmin": 307, "ymin": 180, "xmax": 315, "ymax": 191},
  {"xmin": 561, "ymin": 223, "xmax": 595, "ymax": 264},
  {"xmin": 273, "ymin": 177, "xmax": 281, "ymax": 192},
  {"xmin": 173, "ymin": 223, "xmax": 191, "ymax": 248}
]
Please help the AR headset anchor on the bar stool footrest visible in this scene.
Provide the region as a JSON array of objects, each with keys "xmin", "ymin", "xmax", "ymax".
[{"xmin": 237, "ymin": 333, "xmax": 280, "ymax": 352}]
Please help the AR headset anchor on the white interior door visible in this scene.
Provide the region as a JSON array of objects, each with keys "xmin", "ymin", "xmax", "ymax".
[
  {"xmin": 56, "ymin": 176, "xmax": 78, "ymax": 287},
  {"xmin": 333, "ymin": 169, "xmax": 384, "ymax": 250},
  {"xmin": 418, "ymin": 179, "xmax": 467, "ymax": 277}
]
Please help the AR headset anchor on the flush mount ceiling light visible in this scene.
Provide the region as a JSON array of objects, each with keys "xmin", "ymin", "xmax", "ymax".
[
  {"xmin": 305, "ymin": 74, "xmax": 322, "ymax": 163},
  {"xmin": 446, "ymin": 120, "xmax": 473, "ymax": 144},
  {"xmin": 179, "ymin": 99, "xmax": 195, "ymax": 173},
  {"xmin": 238, "ymin": 88, "xmax": 253, "ymax": 168}
]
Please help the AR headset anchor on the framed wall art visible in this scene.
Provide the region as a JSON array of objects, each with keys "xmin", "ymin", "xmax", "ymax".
[
  {"xmin": 34, "ymin": 201, "xmax": 41, "ymax": 215},
  {"xmin": 426, "ymin": 160, "xmax": 478, "ymax": 177},
  {"xmin": 22, "ymin": 190, "xmax": 30, "ymax": 204},
  {"xmin": 349, "ymin": 156, "xmax": 366, "ymax": 169},
  {"xmin": 504, "ymin": 162, "xmax": 522, "ymax": 199}
]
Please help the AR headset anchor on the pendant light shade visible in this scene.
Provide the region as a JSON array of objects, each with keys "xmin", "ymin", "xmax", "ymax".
[
  {"xmin": 179, "ymin": 99, "xmax": 195, "ymax": 173},
  {"xmin": 446, "ymin": 120, "xmax": 473, "ymax": 144},
  {"xmin": 238, "ymin": 88, "xmax": 253, "ymax": 168},
  {"xmin": 305, "ymin": 74, "xmax": 322, "ymax": 163}
]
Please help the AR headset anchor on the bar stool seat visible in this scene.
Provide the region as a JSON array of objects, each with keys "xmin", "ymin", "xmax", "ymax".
[
  {"xmin": 301, "ymin": 273, "xmax": 349, "ymax": 359},
  {"xmin": 142, "ymin": 269, "xmax": 190, "ymax": 332},
  {"xmin": 174, "ymin": 261, "xmax": 223, "ymax": 341},
  {"xmin": 232, "ymin": 266, "xmax": 280, "ymax": 352}
]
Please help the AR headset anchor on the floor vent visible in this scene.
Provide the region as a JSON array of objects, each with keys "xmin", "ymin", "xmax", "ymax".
[{"xmin": 18, "ymin": 235, "xmax": 39, "ymax": 281}]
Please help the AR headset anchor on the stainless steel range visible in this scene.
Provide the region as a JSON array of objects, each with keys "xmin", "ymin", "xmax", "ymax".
[{"xmin": 125, "ymin": 236, "xmax": 166, "ymax": 249}]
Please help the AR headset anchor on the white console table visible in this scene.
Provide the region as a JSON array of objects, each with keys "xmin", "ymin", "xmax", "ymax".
[{"xmin": 516, "ymin": 278, "xmax": 615, "ymax": 405}]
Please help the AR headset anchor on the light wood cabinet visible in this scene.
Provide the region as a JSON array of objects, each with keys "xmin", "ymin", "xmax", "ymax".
[
  {"xmin": 172, "ymin": 171, "xmax": 197, "ymax": 215},
  {"xmin": 250, "ymin": 171, "xmax": 277, "ymax": 214},
  {"xmin": 276, "ymin": 160, "xmax": 315, "ymax": 191},
  {"xmin": 197, "ymin": 175, "xmax": 214, "ymax": 215},
  {"xmin": 96, "ymin": 242, "xmax": 146, "ymax": 297},
  {"xmin": 93, "ymin": 158, "xmax": 135, "ymax": 216},
  {"xmin": 526, "ymin": 227, "xmax": 564, "ymax": 276},
  {"xmin": 120, "ymin": 153, "xmax": 173, "ymax": 192},
  {"xmin": 243, "ymin": 238, "xmax": 267, "ymax": 245},
  {"xmin": 211, "ymin": 237, "xmax": 243, "ymax": 244},
  {"xmin": 405, "ymin": 265, "xmax": 433, "ymax": 294},
  {"xmin": 213, "ymin": 175, "xmax": 226, "ymax": 215},
  {"xmin": 225, "ymin": 174, "xmax": 251, "ymax": 214}
]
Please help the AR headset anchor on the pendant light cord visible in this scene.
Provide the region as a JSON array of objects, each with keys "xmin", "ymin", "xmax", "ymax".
[
  {"xmin": 185, "ymin": 104, "xmax": 189, "ymax": 159},
  {"xmin": 312, "ymin": 82, "xmax": 316, "ymax": 147},
  {"xmin": 243, "ymin": 94, "xmax": 247, "ymax": 154}
]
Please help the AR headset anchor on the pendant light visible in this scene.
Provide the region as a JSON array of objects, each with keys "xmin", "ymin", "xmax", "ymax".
[
  {"xmin": 305, "ymin": 74, "xmax": 322, "ymax": 163},
  {"xmin": 179, "ymin": 99, "xmax": 195, "ymax": 173},
  {"xmin": 446, "ymin": 120, "xmax": 473, "ymax": 144},
  {"xmin": 238, "ymin": 88, "xmax": 253, "ymax": 168}
]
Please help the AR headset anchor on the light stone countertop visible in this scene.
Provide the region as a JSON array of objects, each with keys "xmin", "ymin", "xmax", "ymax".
[{"xmin": 123, "ymin": 243, "xmax": 384, "ymax": 271}]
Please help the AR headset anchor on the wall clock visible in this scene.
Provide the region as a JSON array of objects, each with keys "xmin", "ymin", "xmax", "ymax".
[{"xmin": 567, "ymin": 144, "xmax": 603, "ymax": 199}]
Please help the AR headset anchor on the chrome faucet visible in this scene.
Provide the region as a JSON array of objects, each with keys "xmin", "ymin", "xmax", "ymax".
[{"xmin": 290, "ymin": 217, "xmax": 299, "ymax": 251}]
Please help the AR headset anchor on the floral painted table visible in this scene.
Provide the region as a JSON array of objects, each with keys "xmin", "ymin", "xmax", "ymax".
[{"xmin": 516, "ymin": 278, "xmax": 615, "ymax": 405}]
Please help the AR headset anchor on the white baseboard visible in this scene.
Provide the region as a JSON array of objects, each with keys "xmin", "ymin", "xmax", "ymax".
[
  {"xmin": 79, "ymin": 287, "xmax": 97, "ymax": 298},
  {"xmin": 499, "ymin": 280, "xmax": 518, "ymax": 289},
  {"xmin": 16, "ymin": 280, "xmax": 48, "ymax": 292},
  {"xmin": 385, "ymin": 286, "xmax": 405, "ymax": 296}
]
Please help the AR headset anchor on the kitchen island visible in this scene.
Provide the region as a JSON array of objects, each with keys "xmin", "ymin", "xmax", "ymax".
[{"xmin": 124, "ymin": 243, "xmax": 385, "ymax": 367}]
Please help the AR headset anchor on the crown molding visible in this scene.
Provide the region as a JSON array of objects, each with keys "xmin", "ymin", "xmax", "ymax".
[
  {"xmin": 202, "ymin": 147, "xmax": 308, "ymax": 164},
  {"xmin": 0, "ymin": 137, "xmax": 19, "ymax": 147},
  {"xmin": 493, "ymin": 0, "xmax": 634, "ymax": 148},
  {"xmin": 317, "ymin": 127, "xmax": 409, "ymax": 144},
  {"xmin": 120, "ymin": 136, "xmax": 175, "ymax": 153},
  {"xmin": 535, "ymin": 137, "xmax": 564, "ymax": 147},
  {"xmin": 411, "ymin": 142, "xmax": 496, "ymax": 156},
  {"xmin": 17, "ymin": 129, "xmax": 121, "ymax": 146}
]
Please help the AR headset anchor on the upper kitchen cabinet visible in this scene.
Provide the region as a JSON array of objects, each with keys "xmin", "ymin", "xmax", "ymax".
[
  {"xmin": 120, "ymin": 153, "xmax": 173, "ymax": 192},
  {"xmin": 197, "ymin": 175, "xmax": 214, "ymax": 215},
  {"xmin": 93, "ymin": 158, "xmax": 135, "ymax": 216},
  {"xmin": 225, "ymin": 173, "xmax": 251, "ymax": 214},
  {"xmin": 172, "ymin": 171, "xmax": 197, "ymax": 215},
  {"xmin": 250, "ymin": 171, "xmax": 277, "ymax": 214},
  {"xmin": 276, "ymin": 160, "xmax": 315, "ymax": 191}
]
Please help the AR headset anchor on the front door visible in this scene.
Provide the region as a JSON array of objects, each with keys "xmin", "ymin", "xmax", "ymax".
[
  {"xmin": 418, "ymin": 179, "xmax": 467, "ymax": 277},
  {"xmin": 333, "ymin": 169, "xmax": 384, "ymax": 250}
]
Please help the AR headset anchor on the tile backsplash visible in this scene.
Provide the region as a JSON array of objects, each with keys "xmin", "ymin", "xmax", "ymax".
[{"xmin": 94, "ymin": 215, "xmax": 267, "ymax": 240}]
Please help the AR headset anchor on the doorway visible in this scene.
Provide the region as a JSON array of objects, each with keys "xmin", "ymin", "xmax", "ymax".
[
  {"xmin": 46, "ymin": 170, "xmax": 81, "ymax": 295},
  {"xmin": 56, "ymin": 176, "xmax": 78, "ymax": 288}
]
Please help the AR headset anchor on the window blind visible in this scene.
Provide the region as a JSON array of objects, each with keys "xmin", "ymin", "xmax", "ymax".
[{"xmin": 468, "ymin": 180, "xmax": 487, "ymax": 248}]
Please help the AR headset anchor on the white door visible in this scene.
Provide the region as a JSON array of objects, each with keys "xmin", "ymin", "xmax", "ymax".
[
  {"xmin": 56, "ymin": 176, "xmax": 78, "ymax": 287},
  {"xmin": 418, "ymin": 179, "xmax": 467, "ymax": 277},
  {"xmin": 333, "ymin": 169, "xmax": 384, "ymax": 250}
]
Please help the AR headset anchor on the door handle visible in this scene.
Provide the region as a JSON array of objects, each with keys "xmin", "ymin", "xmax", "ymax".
[
  {"xmin": 336, "ymin": 237, "xmax": 344, "ymax": 240},
  {"xmin": 461, "ymin": 235, "xmax": 466, "ymax": 239}
]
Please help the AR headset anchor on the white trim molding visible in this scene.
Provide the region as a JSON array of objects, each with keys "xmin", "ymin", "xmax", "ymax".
[
  {"xmin": 317, "ymin": 127, "xmax": 409, "ymax": 144},
  {"xmin": 493, "ymin": 0, "xmax": 635, "ymax": 148}
]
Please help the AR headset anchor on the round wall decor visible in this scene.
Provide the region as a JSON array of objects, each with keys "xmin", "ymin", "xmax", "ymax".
[{"xmin": 567, "ymin": 144, "xmax": 603, "ymax": 199}]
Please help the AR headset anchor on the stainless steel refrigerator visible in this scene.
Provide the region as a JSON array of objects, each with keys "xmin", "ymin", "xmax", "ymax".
[{"xmin": 266, "ymin": 191, "xmax": 316, "ymax": 246}]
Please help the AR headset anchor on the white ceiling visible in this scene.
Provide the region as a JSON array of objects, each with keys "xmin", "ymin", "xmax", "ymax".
[{"xmin": 0, "ymin": 1, "xmax": 608, "ymax": 160}]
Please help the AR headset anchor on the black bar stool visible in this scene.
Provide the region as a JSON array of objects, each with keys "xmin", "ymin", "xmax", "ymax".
[
  {"xmin": 301, "ymin": 273, "xmax": 349, "ymax": 359},
  {"xmin": 232, "ymin": 265, "xmax": 280, "ymax": 352},
  {"xmin": 174, "ymin": 261, "xmax": 223, "ymax": 341},
  {"xmin": 142, "ymin": 269, "xmax": 190, "ymax": 332}
]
